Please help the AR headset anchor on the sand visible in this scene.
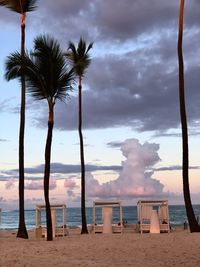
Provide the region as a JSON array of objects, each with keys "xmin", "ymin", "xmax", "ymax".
[{"xmin": 1, "ymin": 228, "xmax": 200, "ymax": 267}]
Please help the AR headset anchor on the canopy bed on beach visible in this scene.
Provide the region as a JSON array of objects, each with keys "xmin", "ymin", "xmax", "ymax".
[
  {"xmin": 35, "ymin": 204, "xmax": 68, "ymax": 238},
  {"xmin": 92, "ymin": 201, "xmax": 123, "ymax": 234},
  {"xmin": 137, "ymin": 200, "xmax": 170, "ymax": 234}
]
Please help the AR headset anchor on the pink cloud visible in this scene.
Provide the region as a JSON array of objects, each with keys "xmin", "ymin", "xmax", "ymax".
[
  {"xmin": 25, "ymin": 178, "xmax": 57, "ymax": 190},
  {"xmin": 5, "ymin": 179, "xmax": 16, "ymax": 190},
  {"xmin": 86, "ymin": 138, "xmax": 166, "ymax": 199},
  {"xmin": 64, "ymin": 179, "xmax": 77, "ymax": 188},
  {"xmin": 64, "ymin": 179, "xmax": 78, "ymax": 197}
]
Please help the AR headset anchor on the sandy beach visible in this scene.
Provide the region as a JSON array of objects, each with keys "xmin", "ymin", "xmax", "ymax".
[{"xmin": 1, "ymin": 228, "xmax": 200, "ymax": 267}]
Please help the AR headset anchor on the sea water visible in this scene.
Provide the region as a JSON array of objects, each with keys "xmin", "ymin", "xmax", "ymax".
[{"xmin": 0, "ymin": 205, "xmax": 200, "ymax": 230}]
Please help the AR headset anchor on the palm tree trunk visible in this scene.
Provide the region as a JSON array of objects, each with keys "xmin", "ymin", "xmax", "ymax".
[
  {"xmin": 78, "ymin": 77, "xmax": 88, "ymax": 234},
  {"xmin": 17, "ymin": 13, "xmax": 28, "ymax": 239},
  {"xmin": 44, "ymin": 101, "xmax": 54, "ymax": 241},
  {"xmin": 177, "ymin": 0, "xmax": 200, "ymax": 232}
]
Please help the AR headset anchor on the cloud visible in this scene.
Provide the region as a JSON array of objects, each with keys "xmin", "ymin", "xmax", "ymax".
[
  {"xmin": 0, "ymin": 197, "xmax": 6, "ymax": 202},
  {"xmin": 0, "ymin": 138, "xmax": 8, "ymax": 142},
  {"xmin": 25, "ymin": 178, "xmax": 57, "ymax": 191},
  {"xmin": 2, "ymin": 163, "xmax": 121, "ymax": 176},
  {"xmin": 154, "ymin": 165, "xmax": 200, "ymax": 171},
  {"xmin": 85, "ymin": 138, "xmax": 166, "ymax": 199},
  {"xmin": 64, "ymin": 179, "xmax": 77, "ymax": 188},
  {"xmin": 31, "ymin": 29, "xmax": 200, "ymax": 134},
  {"xmin": 64, "ymin": 179, "xmax": 78, "ymax": 197},
  {"xmin": 106, "ymin": 141, "xmax": 124, "ymax": 148},
  {"xmin": 1, "ymin": 1, "xmax": 200, "ymax": 135},
  {"xmin": 26, "ymin": 1, "xmax": 200, "ymax": 43},
  {"xmin": 5, "ymin": 179, "xmax": 16, "ymax": 190}
]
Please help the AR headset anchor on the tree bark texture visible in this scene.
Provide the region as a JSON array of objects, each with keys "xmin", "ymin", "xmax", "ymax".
[
  {"xmin": 177, "ymin": 0, "xmax": 200, "ymax": 232},
  {"xmin": 44, "ymin": 102, "xmax": 54, "ymax": 241},
  {"xmin": 17, "ymin": 13, "xmax": 28, "ymax": 239},
  {"xmin": 78, "ymin": 77, "xmax": 88, "ymax": 234}
]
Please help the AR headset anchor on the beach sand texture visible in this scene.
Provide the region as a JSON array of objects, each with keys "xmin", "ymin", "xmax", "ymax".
[{"xmin": 1, "ymin": 229, "xmax": 200, "ymax": 267}]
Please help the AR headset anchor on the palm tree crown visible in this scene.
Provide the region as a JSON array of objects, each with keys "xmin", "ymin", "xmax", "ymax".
[
  {"xmin": 5, "ymin": 35, "xmax": 73, "ymax": 102},
  {"xmin": 64, "ymin": 37, "xmax": 93, "ymax": 234},
  {"xmin": 66, "ymin": 37, "xmax": 93, "ymax": 77},
  {"xmin": 0, "ymin": 0, "xmax": 37, "ymax": 13}
]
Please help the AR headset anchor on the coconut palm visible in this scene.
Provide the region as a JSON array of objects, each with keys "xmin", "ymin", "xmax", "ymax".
[
  {"xmin": 65, "ymin": 38, "xmax": 93, "ymax": 234},
  {"xmin": 177, "ymin": 0, "xmax": 200, "ymax": 232},
  {"xmin": 5, "ymin": 35, "xmax": 74, "ymax": 240},
  {"xmin": 0, "ymin": 0, "xmax": 37, "ymax": 239}
]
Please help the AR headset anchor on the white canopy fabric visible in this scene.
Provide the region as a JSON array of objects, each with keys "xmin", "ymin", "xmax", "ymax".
[
  {"xmin": 137, "ymin": 200, "xmax": 170, "ymax": 234},
  {"xmin": 93, "ymin": 200, "xmax": 123, "ymax": 233}
]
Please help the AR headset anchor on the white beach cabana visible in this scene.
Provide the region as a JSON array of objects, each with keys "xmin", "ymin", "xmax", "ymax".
[
  {"xmin": 93, "ymin": 201, "xmax": 123, "ymax": 234},
  {"xmin": 137, "ymin": 200, "xmax": 170, "ymax": 234},
  {"xmin": 35, "ymin": 204, "xmax": 68, "ymax": 238}
]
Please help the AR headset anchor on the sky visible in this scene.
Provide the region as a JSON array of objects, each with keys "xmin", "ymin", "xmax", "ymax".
[{"xmin": 0, "ymin": 0, "xmax": 200, "ymax": 210}]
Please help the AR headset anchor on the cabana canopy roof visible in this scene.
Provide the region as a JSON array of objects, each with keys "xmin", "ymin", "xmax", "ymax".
[
  {"xmin": 36, "ymin": 204, "xmax": 66, "ymax": 209},
  {"xmin": 93, "ymin": 201, "xmax": 122, "ymax": 207}
]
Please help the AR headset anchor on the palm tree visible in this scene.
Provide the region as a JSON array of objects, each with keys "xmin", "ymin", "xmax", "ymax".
[
  {"xmin": 65, "ymin": 38, "xmax": 93, "ymax": 234},
  {"xmin": 0, "ymin": 0, "xmax": 37, "ymax": 239},
  {"xmin": 177, "ymin": 0, "xmax": 200, "ymax": 232},
  {"xmin": 5, "ymin": 35, "xmax": 74, "ymax": 240}
]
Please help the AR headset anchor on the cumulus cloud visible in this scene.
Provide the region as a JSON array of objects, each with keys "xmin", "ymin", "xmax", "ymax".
[
  {"xmin": 64, "ymin": 179, "xmax": 78, "ymax": 197},
  {"xmin": 86, "ymin": 138, "xmax": 166, "ymax": 199},
  {"xmin": 64, "ymin": 179, "xmax": 77, "ymax": 188},
  {"xmin": 25, "ymin": 178, "xmax": 57, "ymax": 191}
]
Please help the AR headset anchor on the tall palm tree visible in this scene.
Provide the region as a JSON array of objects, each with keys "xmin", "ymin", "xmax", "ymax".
[
  {"xmin": 65, "ymin": 38, "xmax": 93, "ymax": 234},
  {"xmin": 5, "ymin": 35, "xmax": 74, "ymax": 240},
  {"xmin": 177, "ymin": 0, "xmax": 200, "ymax": 232},
  {"xmin": 0, "ymin": 0, "xmax": 37, "ymax": 239}
]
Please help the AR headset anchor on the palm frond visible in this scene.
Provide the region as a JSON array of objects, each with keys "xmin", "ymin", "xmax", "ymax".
[
  {"xmin": 65, "ymin": 37, "xmax": 93, "ymax": 77},
  {"xmin": 0, "ymin": 0, "xmax": 37, "ymax": 13},
  {"xmin": 86, "ymin": 42, "xmax": 93, "ymax": 53},
  {"xmin": 22, "ymin": 0, "xmax": 37, "ymax": 12},
  {"xmin": 5, "ymin": 34, "xmax": 74, "ymax": 103},
  {"xmin": 5, "ymin": 51, "xmax": 24, "ymax": 81}
]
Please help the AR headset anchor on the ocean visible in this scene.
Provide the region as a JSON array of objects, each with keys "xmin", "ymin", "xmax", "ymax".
[{"xmin": 1, "ymin": 205, "xmax": 200, "ymax": 230}]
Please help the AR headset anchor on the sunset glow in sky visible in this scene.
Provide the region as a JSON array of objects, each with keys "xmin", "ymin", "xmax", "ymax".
[{"xmin": 1, "ymin": 0, "xmax": 200, "ymax": 209}]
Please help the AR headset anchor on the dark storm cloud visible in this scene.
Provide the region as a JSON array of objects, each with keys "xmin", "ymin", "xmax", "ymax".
[
  {"xmin": 34, "ymin": 0, "xmax": 200, "ymax": 43},
  {"xmin": 1, "ymin": 0, "xmax": 200, "ymax": 42},
  {"xmin": 26, "ymin": 0, "xmax": 200, "ymax": 43},
  {"xmin": 34, "ymin": 28, "xmax": 200, "ymax": 133},
  {"xmin": 1, "ymin": 1, "xmax": 200, "ymax": 134}
]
